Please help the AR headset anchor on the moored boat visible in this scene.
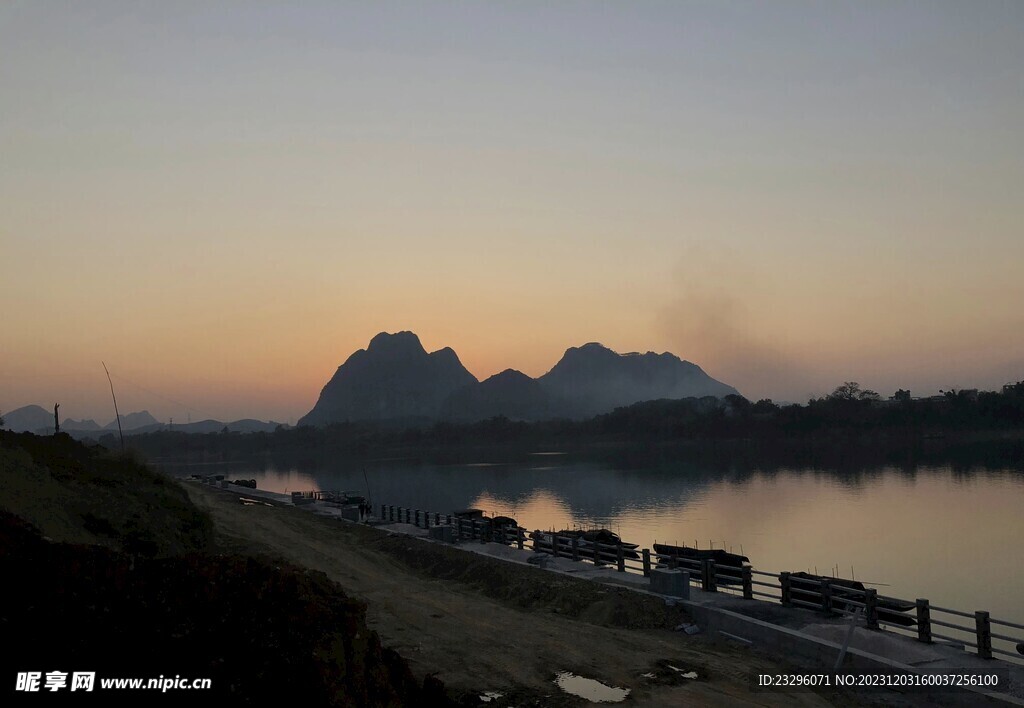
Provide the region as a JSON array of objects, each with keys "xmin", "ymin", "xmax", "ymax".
[
  {"xmin": 529, "ymin": 529, "xmax": 640, "ymax": 559},
  {"xmin": 653, "ymin": 542, "xmax": 750, "ymax": 570},
  {"xmin": 787, "ymin": 572, "xmax": 915, "ymax": 626}
]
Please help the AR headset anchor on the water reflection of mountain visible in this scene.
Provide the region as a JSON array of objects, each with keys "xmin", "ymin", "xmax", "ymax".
[
  {"xmin": 253, "ymin": 443, "xmax": 1023, "ymax": 521},
  {"xmin": 310, "ymin": 460, "xmax": 717, "ymax": 521}
]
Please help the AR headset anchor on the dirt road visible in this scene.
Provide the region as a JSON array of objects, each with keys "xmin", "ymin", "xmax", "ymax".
[{"xmin": 186, "ymin": 484, "xmax": 854, "ymax": 706}]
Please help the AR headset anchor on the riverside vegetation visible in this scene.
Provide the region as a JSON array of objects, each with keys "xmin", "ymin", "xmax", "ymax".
[{"xmin": 125, "ymin": 382, "xmax": 1024, "ymax": 468}]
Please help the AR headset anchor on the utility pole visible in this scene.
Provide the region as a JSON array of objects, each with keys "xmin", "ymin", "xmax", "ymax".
[{"xmin": 54, "ymin": 403, "xmax": 60, "ymax": 435}]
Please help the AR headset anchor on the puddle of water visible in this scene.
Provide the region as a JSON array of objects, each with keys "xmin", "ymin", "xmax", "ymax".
[
  {"xmin": 479, "ymin": 691, "xmax": 504, "ymax": 703},
  {"xmin": 553, "ymin": 671, "xmax": 630, "ymax": 703}
]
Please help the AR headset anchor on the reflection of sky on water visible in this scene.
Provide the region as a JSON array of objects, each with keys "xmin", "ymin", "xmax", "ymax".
[{"xmin": 237, "ymin": 453, "xmax": 1024, "ymax": 626}]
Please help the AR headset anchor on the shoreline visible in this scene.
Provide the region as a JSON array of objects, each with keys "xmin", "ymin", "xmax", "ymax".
[{"xmin": 186, "ymin": 480, "xmax": 1024, "ymax": 706}]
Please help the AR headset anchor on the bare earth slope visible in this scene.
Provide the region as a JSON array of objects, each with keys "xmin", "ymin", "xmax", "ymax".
[{"xmin": 186, "ymin": 484, "xmax": 849, "ymax": 707}]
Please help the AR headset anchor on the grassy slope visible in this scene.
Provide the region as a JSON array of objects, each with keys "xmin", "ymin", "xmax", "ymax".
[
  {"xmin": 0, "ymin": 431, "xmax": 438, "ymax": 707},
  {"xmin": 0, "ymin": 431, "xmax": 212, "ymax": 555}
]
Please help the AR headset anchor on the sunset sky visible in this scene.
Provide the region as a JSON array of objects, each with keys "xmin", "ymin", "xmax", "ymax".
[{"xmin": 3, "ymin": 2, "xmax": 1023, "ymax": 424}]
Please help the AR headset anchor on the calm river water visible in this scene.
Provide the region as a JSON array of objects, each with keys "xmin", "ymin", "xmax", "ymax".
[{"xmin": 208, "ymin": 446, "xmax": 1024, "ymax": 627}]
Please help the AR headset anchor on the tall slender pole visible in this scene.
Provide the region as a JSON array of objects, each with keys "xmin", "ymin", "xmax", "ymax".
[
  {"xmin": 362, "ymin": 465, "xmax": 372, "ymax": 507},
  {"xmin": 102, "ymin": 362, "xmax": 125, "ymax": 454}
]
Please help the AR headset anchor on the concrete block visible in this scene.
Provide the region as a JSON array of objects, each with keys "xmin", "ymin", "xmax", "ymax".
[
  {"xmin": 340, "ymin": 506, "xmax": 361, "ymax": 522},
  {"xmin": 650, "ymin": 569, "xmax": 690, "ymax": 599},
  {"xmin": 428, "ymin": 525, "xmax": 454, "ymax": 543}
]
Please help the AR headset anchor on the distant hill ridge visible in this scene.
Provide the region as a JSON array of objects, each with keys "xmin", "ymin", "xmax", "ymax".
[
  {"xmin": 1, "ymin": 405, "xmax": 286, "ymax": 437},
  {"xmin": 299, "ymin": 331, "xmax": 739, "ymax": 426},
  {"xmin": 1, "ymin": 406, "xmax": 162, "ymax": 434}
]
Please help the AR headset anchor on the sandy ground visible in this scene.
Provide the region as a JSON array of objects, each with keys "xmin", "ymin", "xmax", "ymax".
[{"xmin": 186, "ymin": 484, "xmax": 882, "ymax": 707}]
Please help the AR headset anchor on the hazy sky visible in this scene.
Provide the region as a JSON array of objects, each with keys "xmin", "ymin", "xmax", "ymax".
[{"xmin": 2, "ymin": 1, "xmax": 1022, "ymax": 424}]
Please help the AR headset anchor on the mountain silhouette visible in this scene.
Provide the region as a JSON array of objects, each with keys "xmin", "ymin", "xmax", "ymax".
[
  {"xmin": 104, "ymin": 411, "xmax": 160, "ymax": 431},
  {"xmin": 538, "ymin": 342, "xmax": 739, "ymax": 418},
  {"xmin": 298, "ymin": 331, "xmax": 478, "ymax": 426},
  {"xmin": 299, "ymin": 332, "xmax": 740, "ymax": 426},
  {"xmin": 442, "ymin": 369, "xmax": 553, "ymax": 421},
  {"xmin": 1, "ymin": 405, "xmax": 56, "ymax": 433}
]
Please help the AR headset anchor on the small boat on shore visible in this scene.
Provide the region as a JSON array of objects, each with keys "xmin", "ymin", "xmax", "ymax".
[
  {"xmin": 529, "ymin": 529, "xmax": 640, "ymax": 559},
  {"xmin": 787, "ymin": 572, "xmax": 915, "ymax": 626},
  {"xmin": 653, "ymin": 543, "xmax": 750, "ymax": 570},
  {"xmin": 449, "ymin": 511, "xmax": 524, "ymax": 543},
  {"xmin": 486, "ymin": 515, "xmax": 522, "ymax": 543},
  {"xmin": 578, "ymin": 529, "xmax": 639, "ymax": 550}
]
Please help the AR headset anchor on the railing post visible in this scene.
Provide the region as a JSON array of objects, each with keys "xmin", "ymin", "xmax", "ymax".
[
  {"xmin": 976, "ymin": 611, "xmax": 992, "ymax": 659},
  {"xmin": 916, "ymin": 599, "xmax": 932, "ymax": 643},
  {"xmin": 592, "ymin": 539, "xmax": 602, "ymax": 566},
  {"xmin": 380, "ymin": 504, "xmax": 385, "ymax": 519},
  {"xmin": 434, "ymin": 512, "xmax": 440, "ymax": 526},
  {"xmin": 702, "ymin": 559, "xmax": 716, "ymax": 592},
  {"xmin": 617, "ymin": 544, "xmax": 625, "ymax": 573},
  {"xmin": 517, "ymin": 528, "xmax": 524, "ymax": 550},
  {"xmin": 446, "ymin": 514, "xmax": 452, "ymax": 527},
  {"xmin": 780, "ymin": 572, "xmax": 792, "ymax": 606},
  {"xmin": 571, "ymin": 535, "xmax": 579, "ymax": 562},
  {"xmin": 389, "ymin": 505, "xmax": 395, "ymax": 522},
  {"xmin": 642, "ymin": 549, "xmax": 651, "ymax": 577},
  {"xmin": 864, "ymin": 588, "xmax": 878, "ymax": 629},
  {"xmin": 742, "ymin": 566, "xmax": 753, "ymax": 600},
  {"xmin": 821, "ymin": 579, "xmax": 833, "ymax": 614},
  {"xmin": 552, "ymin": 534, "xmax": 561, "ymax": 558}
]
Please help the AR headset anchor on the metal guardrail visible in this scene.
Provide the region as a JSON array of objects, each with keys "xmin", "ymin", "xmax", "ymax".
[{"xmin": 377, "ymin": 502, "xmax": 1024, "ymax": 664}]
